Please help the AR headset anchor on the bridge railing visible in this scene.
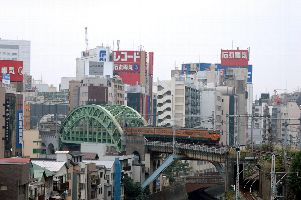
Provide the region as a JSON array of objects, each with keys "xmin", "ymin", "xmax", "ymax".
[{"xmin": 145, "ymin": 141, "xmax": 229, "ymax": 155}]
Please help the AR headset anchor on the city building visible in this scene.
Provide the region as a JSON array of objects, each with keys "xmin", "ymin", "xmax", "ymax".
[
  {"xmin": 199, "ymin": 88, "xmax": 222, "ymax": 130},
  {"xmin": 60, "ymin": 77, "xmax": 77, "ymax": 91},
  {"xmin": 39, "ymin": 114, "xmax": 66, "ymax": 155},
  {"xmin": 76, "ymin": 46, "xmax": 113, "ymax": 79},
  {"xmin": 0, "ymin": 39, "xmax": 31, "ymax": 75},
  {"xmin": 0, "ymin": 158, "xmax": 31, "ymax": 200},
  {"xmin": 107, "ymin": 75, "xmax": 125, "ymax": 105},
  {"xmin": 156, "ymin": 80, "xmax": 173, "ymax": 127},
  {"xmin": 68, "ymin": 76, "xmax": 125, "ymax": 111},
  {"xmin": 180, "ymin": 48, "xmax": 252, "ymax": 146},
  {"xmin": 4, "ymin": 92, "xmax": 23, "ymax": 157},
  {"xmin": 29, "ymin": 102, "xmax": 68, "ymax": 129},
  {"xmin": 31, "ymin": 163, "xmax": 54, "ymax": 200},
  {"xmin": 69, "ymin": 80, "xmax": 81, "ymax": 111},
  {"xmin": 32, "ymin": 156, "xmax": 70, "ymax": 199},
  {"xmin": 171, "ymin": 75, "xmax": 200, "ymax": 128},
  {"xmin": 23, "ymin": 129, "xmax": 44, "ymax": 158}
]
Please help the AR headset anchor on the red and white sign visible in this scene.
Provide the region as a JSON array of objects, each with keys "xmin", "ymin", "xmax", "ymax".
[
  {"xmin": 221, "ymin": 49, "xmax": 249, "ymax": 67},
  {"xmin": 0, "ymin": 60, "xmax": 23, "ymax": 82},
  {"xmin": 113, "ymin": 51, "xmax": 141, "ymax": 63},
  {"xmin": 113, "ymin": 51, "xmax": 141, "ymax": 85}
]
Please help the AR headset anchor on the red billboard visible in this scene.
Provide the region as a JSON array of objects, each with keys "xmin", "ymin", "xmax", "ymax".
[
  {"xmin": 113, "ymin": 51, "xmax": 141, "ymax": 85},
  {"xmin": 0, "ymin": 60, "xmax": 23, "ymax": 82},
  {"xmin": 221, "ymin": 49, "xmax": 249, "ymax": 67},
  {"xmin": 113, "ymin": 51, "xmax": 141, "ymax": 72}
]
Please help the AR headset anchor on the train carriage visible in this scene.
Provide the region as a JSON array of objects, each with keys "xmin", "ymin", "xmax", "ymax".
[{"xmin": 124, "ymin": 127, "xmax": 220, "ymax": 145}]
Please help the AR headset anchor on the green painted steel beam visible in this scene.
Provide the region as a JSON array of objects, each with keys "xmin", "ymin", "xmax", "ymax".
[{"xmin": 59, "ymin": 104, "xmax": 146, "ymax": 152}]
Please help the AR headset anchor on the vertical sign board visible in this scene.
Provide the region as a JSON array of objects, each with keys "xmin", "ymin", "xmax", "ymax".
[
  {"xmin": 4, "ymin": 99, "xmax": 10, "ymax": 150},
  {"xmin": 113, "ymin": 51, "xmax": 141, "ymax": 85},
  {"xmin": 16, "ymin": 110, "xmax": 23, "ymax": 148},
  {"xmin": 2, "ymin": 73, "xmax": 10, "ymax": 84},
  {"xmin": 99, "ymin": 48, "xmax": 108, "ymax": 62},
  {"xmin": 247, "ymin": 65, "xmax": 252, "ymax": 83},
  {"xmin": 221, "ymin": 49, "xmax": 249, "ymax": 67}
]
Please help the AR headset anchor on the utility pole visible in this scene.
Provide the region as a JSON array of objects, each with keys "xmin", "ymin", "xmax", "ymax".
[
  {"xmin": 172, "ymin": 126, "xmax": 176, "ymax": 154},
  {"xmin": 299, "ymin": 118, "xmax": 301, "ymax": 150},
  {"xmin": 271, "ymin": 154, "xmax": 276, "ymax": 200},
  {"xmin": 235, "ymin": 145, "xmax": 240, "ymax": 200},
  {"xmin": 251, "ymin": 114, "xmax": 254, "ymax": 152}
]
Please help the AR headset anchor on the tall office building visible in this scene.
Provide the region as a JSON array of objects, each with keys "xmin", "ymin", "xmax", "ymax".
[
  {"xmin": 0, "ymin": 39, "xmax": 31, "ymax": 75},
  {"xmin": 76, "ymin": 46, "xmax": 113, "ymax": 79}
]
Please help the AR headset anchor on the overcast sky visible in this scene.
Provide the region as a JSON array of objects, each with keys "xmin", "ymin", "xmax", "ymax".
[{"xmin": 1, "ymin": 0, "xmax": 301, "ymax": 97}]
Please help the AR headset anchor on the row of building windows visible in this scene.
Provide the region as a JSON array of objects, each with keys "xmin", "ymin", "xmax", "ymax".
[
  {"xmin": 0, "ymin": 57, "xmax": 18, "ymax": 60},
  {"xmin": 0, "ymin": 52, "xmax": 18, "ymax": 56}
]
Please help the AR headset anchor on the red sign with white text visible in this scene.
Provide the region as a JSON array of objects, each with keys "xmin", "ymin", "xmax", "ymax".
[
  {"xmin": 113, "ymin": 51, "xmax": 141, "ymax": 72},
  {"xmin": 0, "ymin": 60, "xmax": 23, "ymax": 82},
  {"xmin": 221, "ymin": 49, "xmax": 249, "ymax": 67},
  {"xmin": 113, "ymin": 51, "xmax": 141, "ymax": 85}
]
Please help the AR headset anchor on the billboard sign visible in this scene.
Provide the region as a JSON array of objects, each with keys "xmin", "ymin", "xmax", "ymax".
[
  {"xmin": 221, "ymin": 49, "xmax": 249, "ymax": 67},
  {"xmin": 113, "ymin": 51, "xmax": 141, "ymax": 72},
  {"xmin": 2, "ymin": 73, "xmax": 10, "ymax": 84},
  {"xmin": 99, "ymin": 49, "xmax": 107, "ymax": 62},
  {"xmin": 247, "ymin": 65, "xmax": 252, "ymax": 83},
  {"xmin": 182, "ymin": 63, "xmax": 213, "ymax": 74},
  {"xmin": 0, "ymin": 60, "xmax": 23, "ymax": 82},
  {"xmin": 16, "ymin": 110, "xmax": 23, "ymax": 148}
]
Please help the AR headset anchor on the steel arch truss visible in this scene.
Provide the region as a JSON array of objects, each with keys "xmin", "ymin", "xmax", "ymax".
[
  {"xmin": 104, "ymin": 105, "xmax": 147, "ymax": 127},
  {"xmin": 59, "ymin": 105, "xmax": 146, "ymax": 152}
]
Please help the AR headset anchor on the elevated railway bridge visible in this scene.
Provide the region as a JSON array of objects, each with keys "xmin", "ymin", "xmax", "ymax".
[{"xmin": 59, "ymin": 105, "xmax": 257, "ymax": 193}]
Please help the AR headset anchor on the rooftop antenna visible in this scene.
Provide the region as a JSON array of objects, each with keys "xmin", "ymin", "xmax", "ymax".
[
  {"xmin": 117, "ymin": 40, "xmax": 120, "ymax": 51},
  {"xmin": 85, "ymin": 27, "xmax": 88, "ymax": 52}
]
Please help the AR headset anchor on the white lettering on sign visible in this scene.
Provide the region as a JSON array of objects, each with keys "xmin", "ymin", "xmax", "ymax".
[
  {"xmin": 235, "ymin": 52, "xmax": 241, "ymax": 58},
  {"xmin": 222, "ymin": 51, "xmax": 248, "ymax": 60},
  {"xmin": 18, "ymin": 112, "xmax": 23, "ymax": 145},
  {"xmin": 114, "ymin": 64, "xmax": 139, "ymax": 71},
  {"xmin": 1, "ymin": 67, "xmax": 7, "ymax": 74},
  {"xmin": 9, "ymin": 67, "xmax": 15, "ymax": 74},
  {"xmin": 241, "ymin": 52, "xmax": 247, "ymax": 59},
  {"xmin": 113, "ymin": 51, "xmax": 141, "ymax": 62},
  {"xmin": 0, "ymin": 66, "xmax": 23, "ymax": 75},
  {"xmin": 222, "ymin": 52, "xmax": 228, "ymax": 59},
  {"xmin": 229, "ymin": 52, "xmax": 234, "ymax": 58}
]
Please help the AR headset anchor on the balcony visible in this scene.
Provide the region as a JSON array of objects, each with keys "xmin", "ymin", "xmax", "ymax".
[{"xmin": 53, "ymin": 181, "xmax": 69, "ymax": 192}]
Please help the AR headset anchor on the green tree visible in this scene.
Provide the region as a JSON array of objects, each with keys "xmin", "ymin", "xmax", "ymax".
[
  {"xmin": 288, "ymin": 151, "xmax": 301, "ymax": 200},
  {"xmin": 164, "ymin": 160, "xmax": 191, "ymax": 184},
  {"xmin": 123, "ymin": 175, "xmax": 147, "ymax": 200}
]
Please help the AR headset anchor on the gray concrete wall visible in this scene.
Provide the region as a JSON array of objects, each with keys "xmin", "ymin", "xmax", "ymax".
[{"xmin": 125, "ymin": 135, "xmax": 146, "ymax": 161}]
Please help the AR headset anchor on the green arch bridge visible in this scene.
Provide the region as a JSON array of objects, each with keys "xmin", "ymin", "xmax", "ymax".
[{"xmin": 59, "ymin": 104, "xmax": 147, "ymax": 152}]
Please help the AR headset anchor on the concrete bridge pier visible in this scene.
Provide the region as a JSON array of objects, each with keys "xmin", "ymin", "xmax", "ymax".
[
  {"xmin": 224, "ymin": 158, "xmax": 244, "ymax": 193},
  {"xmin": 143, "ymin": 151, "xmax": 170, "ymax": 193}
]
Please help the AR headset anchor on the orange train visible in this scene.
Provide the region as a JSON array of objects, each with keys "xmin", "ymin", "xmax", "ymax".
[{"xmin": 124, "ymin": 127, "xmax": 221, "ymax": 145}]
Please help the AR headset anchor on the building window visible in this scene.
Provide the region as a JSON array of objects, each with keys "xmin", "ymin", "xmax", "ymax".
[{"xmin": 0, "ymin": 185, "xmax": 7, "ymax": 190}]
